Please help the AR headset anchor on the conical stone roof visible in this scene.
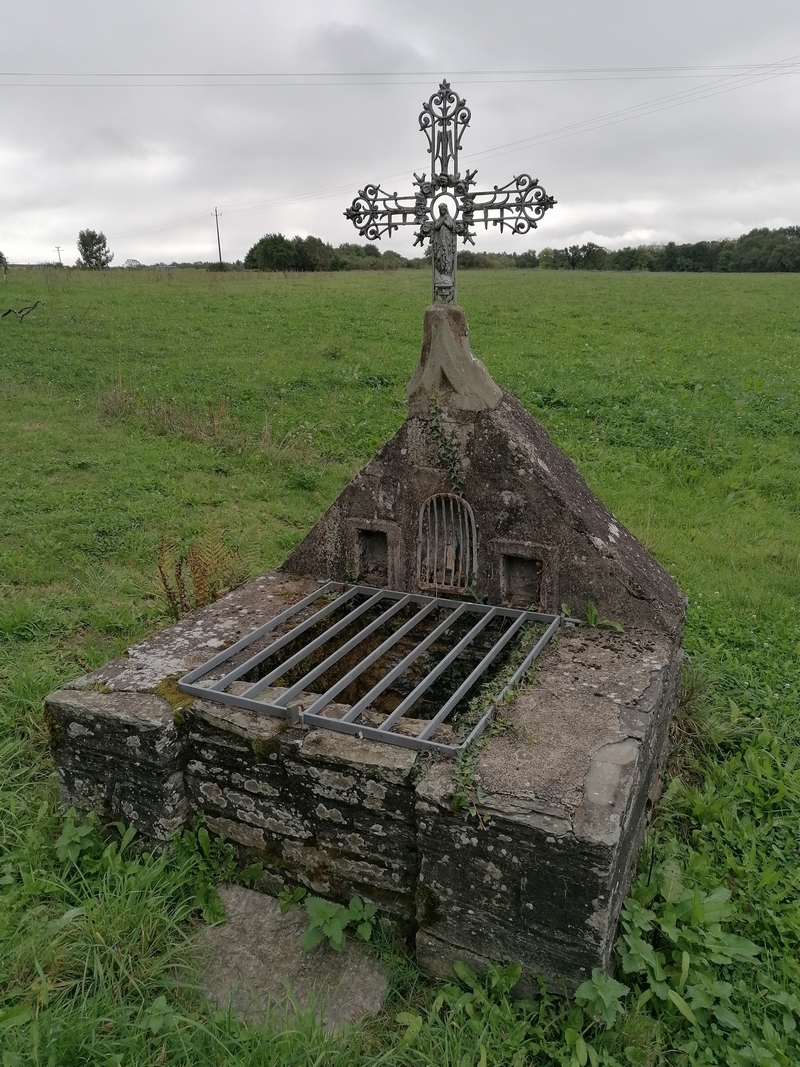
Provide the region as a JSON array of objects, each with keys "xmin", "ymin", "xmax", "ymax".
[{"xmin": 286, "ymin": 304, "xmax": 686, "ymax": 636}]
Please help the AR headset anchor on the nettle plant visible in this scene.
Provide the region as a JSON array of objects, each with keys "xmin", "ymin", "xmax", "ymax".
[{"xmin": 279, "ymin": 885, "xmax": 377, "ymax": 952}]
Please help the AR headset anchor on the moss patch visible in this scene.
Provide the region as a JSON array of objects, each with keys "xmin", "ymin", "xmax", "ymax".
[{"xmin": 152, "ymin": 675, "xmax": 190, "ymax": 712}]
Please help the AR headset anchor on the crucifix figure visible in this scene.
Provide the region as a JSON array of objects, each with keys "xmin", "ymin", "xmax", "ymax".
[{"xmin": 345, "ymin": 80, "xmax": 557, "ymax": 304}]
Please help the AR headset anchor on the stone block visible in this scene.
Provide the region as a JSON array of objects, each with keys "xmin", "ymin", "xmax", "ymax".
[
  {"xmin": 414, "ymin": 628, "xmax": 682, "ymax": 993},
  {"xmin": 183, "ymin": 700, "xmax": 422, "ymax": 918},
  {"xmin": 44, "ymin": 689, "xmax": 187, "ymax": 839},
  {"xmin": 198, "ymin": 884, "xmax": 389, "ymax": 1032},
  {"xmin": 61, "ymin": 573, "xmax": 320, "ymax": 696}
]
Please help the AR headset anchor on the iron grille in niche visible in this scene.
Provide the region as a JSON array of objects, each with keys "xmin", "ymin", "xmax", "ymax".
[{"xmin": 417, "ymin": 493, "xmax": 476, "ymax": 594}]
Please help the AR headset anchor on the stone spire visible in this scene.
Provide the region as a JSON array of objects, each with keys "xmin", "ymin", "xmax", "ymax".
[{"xmin": 406, "ymin": 304, "xmax": 502, "ymax": 414}]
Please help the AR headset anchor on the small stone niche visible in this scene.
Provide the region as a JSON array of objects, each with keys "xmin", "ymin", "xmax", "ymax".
[
  {"xmin": 502, "ymin": 554, "xmax": 543, "ymax": 609},
  {"xmin": 416, "ymin": 493, "xmax": 477, "ymax": 594},
  {"xmin": 358, "ymin": 529, "xmax": 389, "ymax": 586}
]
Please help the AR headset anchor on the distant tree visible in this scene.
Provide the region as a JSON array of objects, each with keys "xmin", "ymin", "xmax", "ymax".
[
  {"xmin": 635, "ymin": 246, "xmax": 656, "ymax": 271},
  {"xmin": 565, "ymin": 245, "xmax": 582, "ymax": 269},
  {"xmin": 380, "ymin": 249, "xmax": 405, "ymax": 270},
  {"xmin": 548, "ymin": 243, "xmax": 607, "ymax": 270},
  {"xmin": 658, "ymin": 242, "xmax": 679, "ymax": 271},
  {"xmin": 715, "ymin": 241, "xmax": 736, "ymax": 272},
  {"xmin": 332, "ymin": 242, "xmax": 403, "ymax": 270},
  {"xmin": 241, "ymin": 224, "xmax": 800, "ymax": 277},
  {"xmin": 608, "ymin": 245, "xmax": 656, "ymax": 271},
  {"xmin": 244, "ymin": 233, "xmax": 298, "ymax": 271},
  {"xmin": 77, "ymin": 229, "xmax": 113, "ymax": 269},
  {"xmin": 0, "ymin": 250, "xmax": 7, "ymax": 282},
  {"xmin": 294, "ymin": 235, "xmax": 333, "ymax": 271},
  {"xmin": 123, "ymin": 258, "xmax": 142, "ymax": 269},
  {"xmin": 579, "ymin": 242, "xmax": 609, "ymax": 270},
  {"xmin": 514, "ymin": 249, "xmax": 539, "ymax": 269},
  {"xmin": 735, "ymin": 226, "xmax": 800, "ymax": 272},
  {"xmin": 537, "ymin": 247, "xmax": 556, "ymax": 269},
  {"xmin": 458, "ymin": 251, "xmax": 494, "ymax": 269},
  {"xmin": 606, "ymin": 230, "xmax": 800, "ymax": 274}
]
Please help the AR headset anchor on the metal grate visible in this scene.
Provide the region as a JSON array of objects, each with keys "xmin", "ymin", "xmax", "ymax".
[
  {"xmin": 416, "ymin": 494, "xmax": 477, "ymax": 594},
  {"xmin": 178, "ymin": 582, "xmax": 562, "ymax": 755}
]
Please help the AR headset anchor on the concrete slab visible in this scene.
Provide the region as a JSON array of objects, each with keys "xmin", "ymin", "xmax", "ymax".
[{"xmin": 197, "ymin": 884, "xmax": 389, "ymax": 1032}]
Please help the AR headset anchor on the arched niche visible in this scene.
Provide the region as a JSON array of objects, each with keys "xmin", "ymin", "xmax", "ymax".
[{"xmin": 416, "ymin": 493, "xmax": 477, "ymax": 594}]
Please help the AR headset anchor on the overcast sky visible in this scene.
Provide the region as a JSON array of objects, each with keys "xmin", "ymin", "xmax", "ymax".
[{"xmin": 2, "ymin": 0, "xmax": 800, "ymax": 265}]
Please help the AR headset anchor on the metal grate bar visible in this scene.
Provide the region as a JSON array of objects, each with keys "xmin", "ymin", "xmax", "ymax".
[
  {"xmin": 179, "ymin": 581, "xmax": 338, "ymax": 686},
  {"xmin": 208, "ymin": 585, "xmax": 362, "ymax": 693},
  {"xmin": 302, "ymin": 597, "xmax": 440, "ymax": 719},
  {"xmin": 300, "ymin": 712, "xmax": 452, "ymax": 753},
  {"xmin": 417, "ymin": 494, "xmax": 478, "ymax": 593},
  {"xmin": 501, "ymin": 613, "xmax": 562, "ymax": 692},
  {"xmin": 456, "ymin": 613, "xmax": 563, "ymax": 750},
  {"xmin": 241, "ymin": 588, "xmax": 385, "ymax": 698},
  {"xmin": 457, "ymin": 497, "xmax": 465, "ymax": 588},
  {"xmin": 435, "ymin": 497, "xmax": 441, "ymax": 584},
  {"xmin": 268, "ymin": 593, "xmax": 414, "ymax": 707},
  {"xmin": 418, "ymin": 610, "xmax": 530, "ymax": 741},
  {"xmin": 449, "ymin": 497, "xmax": 456, "ymax": 585},
  {"xmin": 373, "ymin": 586, "xmax": 549, "ymax": 620},
  {"xmin": 377, "ymin": 607, "xmax": 498, "ymax": 732},
  {"xmin": 181, "ymin": 685, "xmax": 296, "ymax": 717},
  {"xmin": 338, "ymin": 599, "xmax": 470, "ymax": 723}
]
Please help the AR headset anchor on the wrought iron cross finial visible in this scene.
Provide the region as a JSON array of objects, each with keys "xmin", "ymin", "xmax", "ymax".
[
  {"xmin": 345, "ymin": 80, "xmax": 556, "ymax": 304},
  {"xmin": 418, "ymin": 79, "xmax": 471, "ymax": 181}
]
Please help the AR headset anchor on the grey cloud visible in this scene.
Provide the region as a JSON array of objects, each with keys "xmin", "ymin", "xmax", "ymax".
[{"xmin": 1, "ymin": 0, "xmax": 799, "ymax": 262}]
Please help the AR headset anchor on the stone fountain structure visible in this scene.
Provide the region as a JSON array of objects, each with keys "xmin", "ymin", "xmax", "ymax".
[{"xmin": 44, "ymin": 83, "xmax": 685, "ymax": 995}]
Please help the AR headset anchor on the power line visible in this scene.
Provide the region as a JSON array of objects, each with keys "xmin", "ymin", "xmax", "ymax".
[
  {"xmin": 262, "ymin": 60, "xmax": 794, "ymax": 196},
  {"xmin": 105, "ymin": 55, "xmax": 799, "ymax": 243},
  {"xmin": 464, "ymin": 57, "xmax": 800, "ymax": 164},
  {"xmin": 108, "ymin": 209, "xmax": 214, "ymax": 240},
  {"xmin": 3, "ymin": 60, "xmax": 800, "ymax": 87},
  {"xmin": 2, "ymin": 61, "xmax": 798, "ymax": 76},
  {"xmin": 4, "ymin": 73, "xmax": 799, "ymax": 87}
]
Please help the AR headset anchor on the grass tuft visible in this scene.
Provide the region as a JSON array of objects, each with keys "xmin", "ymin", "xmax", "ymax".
[{"xmin": 99, "ymin": 372, "xmax": 137, "ymax": 419}]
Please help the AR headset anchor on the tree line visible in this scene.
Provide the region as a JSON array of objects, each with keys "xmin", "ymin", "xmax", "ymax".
[
  {"xmin": 244, "ymin": 233, "xmax": 417, "ymax": 271},
  {"xmin": 538, "ymin": 226, "xmax": 800, "ymax": 272},
  {"xmin": 243, "ymin": 232, "xmax": 541, "ymax": 272},
  {"xmin": 6, "ymin": 224, "xmax": 797, "ymax": 275},
  {"xmin": 245, "ymin": 226, "xmax": 800, "ymax": 273}
]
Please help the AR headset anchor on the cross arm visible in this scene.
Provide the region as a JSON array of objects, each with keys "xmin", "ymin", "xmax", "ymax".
[
  {"xmin": 344, "ymin": 184, "xmax": 424, "ymax": 241},
  {"xmin": 461, "ymin": 174, "xmax": 557, "ymax": 235}
]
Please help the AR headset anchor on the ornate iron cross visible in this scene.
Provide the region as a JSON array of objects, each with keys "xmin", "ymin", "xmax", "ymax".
[{"xmin": 345, "ymin": 80, "xmax": 557, "ymax": 304}]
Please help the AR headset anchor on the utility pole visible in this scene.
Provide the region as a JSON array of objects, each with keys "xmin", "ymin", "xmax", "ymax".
[
  {"xmin": 54, "ymin": 246, "xmax": 62, "ymax": 265},
  {"xmin": 213, "ymin": 208, "xmax": 223, "ymax": 266}
]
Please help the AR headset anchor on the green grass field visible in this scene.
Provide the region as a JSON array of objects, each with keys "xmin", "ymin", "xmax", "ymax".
[{"xmin": 1, "ymin": 267, "xmax": 799, "ymax": 1066}]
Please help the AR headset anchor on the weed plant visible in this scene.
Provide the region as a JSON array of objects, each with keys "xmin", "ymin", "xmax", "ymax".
[{"xmin": 1, "ymin": 268, "xmax": 799, "ymax": 1064}]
